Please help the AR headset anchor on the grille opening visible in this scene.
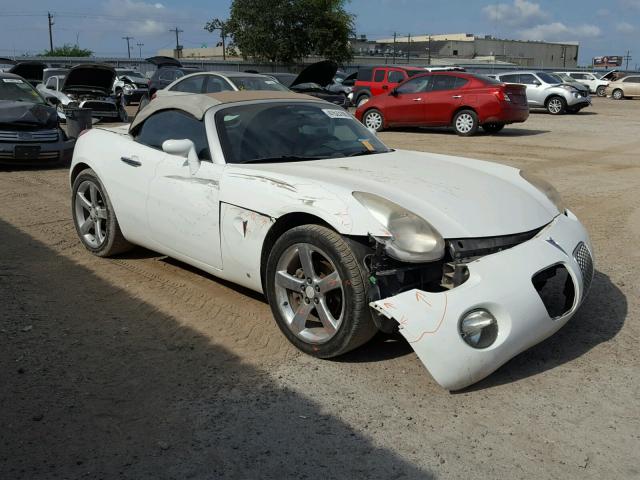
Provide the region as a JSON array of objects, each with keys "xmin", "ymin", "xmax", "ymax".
[{"xmin": 532, "ymin": 264, "xmax": 575, "ymax": 319}]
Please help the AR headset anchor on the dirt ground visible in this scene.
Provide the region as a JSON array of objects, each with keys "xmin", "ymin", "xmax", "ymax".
[{"xmin": 1, "ymin": 97, "xmax": 638, "ymax": 479}]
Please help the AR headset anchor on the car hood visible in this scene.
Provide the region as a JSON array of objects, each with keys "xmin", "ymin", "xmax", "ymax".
[
  {"xmin": 291, "ymin": 60, "xmax": 338, "ymax": 88},
  {"xmin": 9, "ymin": 62, "xmax": 45, "ymax": 85},
  {"xmin": 234, "ymin": 150, "xmax": 559, "ymax": 238},
  {"xmin": 0, "ymin": 101, "xmax": 58, "ymax": 128},
  {"xmin": 62, "ymin": 64, "xmax": 116, "ymax": 95}
]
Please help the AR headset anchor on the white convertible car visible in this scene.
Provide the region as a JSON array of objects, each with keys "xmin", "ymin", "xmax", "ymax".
[{"xmin": 69, "ymin": 91, "xmax": 594, "ymax": 390}]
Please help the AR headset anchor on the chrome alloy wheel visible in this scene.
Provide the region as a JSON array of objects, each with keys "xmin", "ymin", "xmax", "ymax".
[
  {"xmin": 274, "ymin": 243, "xmax": 345, "ymax": 344},
  {"xmin": 74, "ymin": 180, "xmax": 108, "ymax": 248},
  {"xmin": 612, "ymin": 89, "xmax": 623, "ymax": 100},
  {"xmin": 455, "ymin": 112, "xmax": 474, "ymax": 133},
  {"xmin": 547, "ymin": 98, "xmax": 563, "ymax": 114},
  {"xmin": 364, "ymin": 110, "xmax": 383, "ymax": 131}
]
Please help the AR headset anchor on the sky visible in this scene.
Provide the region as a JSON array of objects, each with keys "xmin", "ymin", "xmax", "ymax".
[{"xmin": 0, "ymin": 0, "xmax": 638, "ymax": 67}]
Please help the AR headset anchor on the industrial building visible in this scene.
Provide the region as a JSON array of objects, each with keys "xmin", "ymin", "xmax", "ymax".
[{"xmin": 351, "ymin": 33, "xmax": 579, "ymax": 68}]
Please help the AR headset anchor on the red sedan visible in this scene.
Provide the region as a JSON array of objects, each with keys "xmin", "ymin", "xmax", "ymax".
[{"xmin": 355, "ymin": 72, "xmax": 529, "ymax": 136}]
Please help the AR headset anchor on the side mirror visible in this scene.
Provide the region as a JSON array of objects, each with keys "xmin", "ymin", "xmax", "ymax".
[
  {"xmin": 533, "ymin": 80, "xmax": 541, "ymax": 86},
  {"xmin": 162, "ymin": 139, "xmax": 200, "ymax": 175}
]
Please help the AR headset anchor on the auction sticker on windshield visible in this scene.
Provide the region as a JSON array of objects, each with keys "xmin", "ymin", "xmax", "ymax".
[{"xmin": 322, "ymin": 109, "xmax": 351, "ymax": 119}]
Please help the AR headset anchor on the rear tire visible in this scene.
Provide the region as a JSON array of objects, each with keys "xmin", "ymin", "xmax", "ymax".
[
  {"xmin": 265, "ymin": 224, "xmax": 377, "ymax": 359},
  {"xmin": 596, "ymin": 85, "xmax": 606, "ymax": 97},
  {"xmin": 612, "ymin": 89, "xmax": 624, "ymax": 100},
  {"xmin": 546, "ymin": 96, "xmax": 566, "ymax": 115},
  {"xmin": 453, "ymin": 109, "xmax": 479, "ymax": 136},
  {"xmin": 362, "ymin": 108, "xmax": 385, "ymax": 132},
  {"xmin": 72, "ymin": 169, "xmax": 133, "ymax": 257},
  {"xmin": 482, "ymin": 123, "xmax": 505, "ymax": 134}
]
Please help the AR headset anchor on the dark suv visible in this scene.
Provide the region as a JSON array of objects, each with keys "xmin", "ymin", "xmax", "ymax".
[
  {"xmin": 352, "ymin": 65, "xmax": 426, "ymax": 107},
  {"xmin": 138, "ymin": 57, "xmax": 202, "ymax": 110}
]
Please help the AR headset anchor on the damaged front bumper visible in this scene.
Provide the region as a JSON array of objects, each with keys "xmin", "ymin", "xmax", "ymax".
[{"xmin": 370, "ymin": 211, "xmax": 593, "ymax": 391}]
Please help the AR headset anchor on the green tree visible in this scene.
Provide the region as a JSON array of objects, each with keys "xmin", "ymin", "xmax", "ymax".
[
  {"xmin": 41, "ymin": 44, "xmax": 93, "ymax": 57},
  {"xmin": 212, "ymin": 0, "xmax": 354, "ymax": 64}
]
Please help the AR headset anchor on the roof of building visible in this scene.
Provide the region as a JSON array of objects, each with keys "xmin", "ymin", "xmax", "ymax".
[{"xmin": 129, "ymin": 90, "xmax": 321, "ymax": 131}]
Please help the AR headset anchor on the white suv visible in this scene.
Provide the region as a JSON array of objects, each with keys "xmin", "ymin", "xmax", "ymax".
[{"xmin": 556, "ymin": 72, "xmax": 609, "ymax": 97}]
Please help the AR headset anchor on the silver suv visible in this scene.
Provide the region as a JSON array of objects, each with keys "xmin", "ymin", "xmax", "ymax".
[{"xmin": 493, "ymin": 71, "xmax": 591, "ymax": 115}]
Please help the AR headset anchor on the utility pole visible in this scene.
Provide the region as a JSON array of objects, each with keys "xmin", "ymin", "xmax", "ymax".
[
  {"xmin": 623, "ymin": 50, "xmax": 632, "ymax": 70},
  {"xmin": 427, "ymin": 35, "xmax": 432, "ymax": 65},
  {"xmin": 392, "ymin": 32, "xmax": 397, "ymax": 65},
  {"xmin": 407, "ymin": 33, "xmax": 411, "ymax": 63},
  {"xmin": 170, "ymin": 26, "xmax": 184, "ymax": 58},
  {"xmin": 136, "ymin": 42, "xmax": 144, "ymax": 59},
  {"xmin": 122, "ymin": 36, "xmax": 134, "ymax": 59},
  {"xmin": 204, "ymin": 19, "xmax": 228, "ymax": 61},
  {"xmin": 47, "ymin": 12, "xmax": 54, "ymax": 53}
]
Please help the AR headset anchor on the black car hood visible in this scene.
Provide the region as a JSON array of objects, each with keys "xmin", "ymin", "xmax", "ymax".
[
  {"xmin": 145, "ymin": 56, "xmax": 182, "ymax": 68},
  {"xmin": 9, "ymin": 62, "xmax": 46, "ymax": 86},
  {"xmin": 291, "ymin": 60, "xmax": 338, "ymax": 88},
  {"xmin": 0, "ymin": 101, "xmax": 58, "ymax": 128},
  {"xmin": 62, "ymin": 64, "xmax": 116, "ymax": 95}
]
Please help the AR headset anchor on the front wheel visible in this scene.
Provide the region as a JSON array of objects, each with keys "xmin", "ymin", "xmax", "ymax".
[
  {"xmin": 265, "ymin": 224, "xmax": 377, "ymax": 358},
  {"xmin": 612, "ymin": 89, "xmax": 624, "ymax": 100},
  {"xmin": 546, "ymin": 96, "xmax": 566, "ymax": 115},
  {"xmin": 453, "ymin": 109, "xmax": 479, "ymax": 136},
  {"xmin": 596, "ymin": 85, "xmax": 606, "ymax": 97},
  {"xmin": 72, "ymin": 169, "xmax": 132, "ymax": 257},
  {"xmin": 482, "ymin": 123, "xmax": 505, "ymax": 134},
  {"xmin": 362, "ymin": 108, "xmax": 385, "ymax": 132}
]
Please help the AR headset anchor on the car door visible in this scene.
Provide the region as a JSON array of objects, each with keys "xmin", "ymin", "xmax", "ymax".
[
  {"xmin": 518, "ymin": 73, "xmax": 544, "ymax": 106},
  {"xmin": 383, "ymin": 76, "xmax": 431, "ymax": 126},
  {"xmin": 370, "ymin": 68, "xmax": 387, "ymax": 96},
  {"xmin": 423, "ymin": 75, "xmax": 464, "ymax": 125},
  {"xmin": 623, "ymin": 76, "xmax": 640, "ymax": 96},
  {"xmin": 143, "ymin": 109, "xmax": 224, "ymax": 269}
]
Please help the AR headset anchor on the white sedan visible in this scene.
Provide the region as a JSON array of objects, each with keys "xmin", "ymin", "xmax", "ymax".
[{"xmin": 69, "ymin": 91, "xmax": 594, "ymax": 390}]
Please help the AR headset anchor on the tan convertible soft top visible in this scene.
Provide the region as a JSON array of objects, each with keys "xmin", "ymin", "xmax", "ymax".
[{"xmin": 129, "ymin": 91, "xmax": 321, "ymax": 131}]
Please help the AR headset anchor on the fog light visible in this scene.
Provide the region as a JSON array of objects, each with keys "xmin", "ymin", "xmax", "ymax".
[{"xmin": 459, "ymin": 309, "xmax": 498, "ymax": 349}]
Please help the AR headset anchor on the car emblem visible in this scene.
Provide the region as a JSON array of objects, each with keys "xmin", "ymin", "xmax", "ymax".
[
  {"xmin": 18, "ymin": 132, "xmax": 32, "ymax": 140},
  {"xmin": 545, "ymin": 237, "xmax": 567, "ymax": 255}
]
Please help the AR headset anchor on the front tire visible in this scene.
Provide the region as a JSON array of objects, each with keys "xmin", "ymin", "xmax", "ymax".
[
  {"xmin": 546, "ymin": 96, "xmax": 566, "ymax": 115},
  {"xmin": 453, "ymin": 109, "xmax": 479, "ymax": 136},
  {"xmin": 265, "ymin": 224, "xmax": 377, "ymax": 358},
  {"xmin": 362, "ymin": 108, "xmax": 385, "ymax": 132},
  {"xmin": 482, "ymin": 123, "xmax": 505, "ymax": 134},
  {"xmin": 596, "ymin": 85, "xmax": 606, "ymax": 97},
  {"xmin": 72, "ymin": 169, "xmax": 132, "ymax": 257},
  {"xmin": 612, "ymin": 89, "xmax": 624, "ymax": 100}
]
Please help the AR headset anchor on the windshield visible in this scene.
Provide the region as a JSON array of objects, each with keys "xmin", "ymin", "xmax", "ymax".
[
  {"xmin": 0, "ymin": 77, "xmax": 45, "ymax": 104},
  {"xmin": 554, "ymin": 72, "xmax": 572, "ymax": 81},
  {"xmin": 216, "ymin": 102, "xmax": 390, "ymax": 164},
  {"xmin": 536, "ymin": 72, "xmax": 562, "ymax": 84},
  {"xmin": 230, "ymin": 76, "xmax": 289, "ymax": 91}
]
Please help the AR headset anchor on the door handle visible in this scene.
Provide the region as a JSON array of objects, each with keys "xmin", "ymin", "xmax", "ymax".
[
  {"xmin": 412, "ymin": 98, "xmax": 422, "ymax": 101},
  {"xmin": 452, "ymin": 95, "xmax": 462, "ymax": 99},
  {"xmin": 120, "ymin": 156, "xmax": 141, "ymax": 167}
]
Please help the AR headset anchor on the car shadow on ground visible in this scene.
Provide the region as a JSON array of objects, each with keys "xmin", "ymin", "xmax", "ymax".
[
  {"xmin": 386, "ymin": 126, "xmax": 549, "ymax": 137},
  {"xmin": 460, "ymin": 270, "xmax": 626, "ymax": 392},
  {"xmin": 0, "ymin": 219, "xmax": 434, "ymax": 479}
]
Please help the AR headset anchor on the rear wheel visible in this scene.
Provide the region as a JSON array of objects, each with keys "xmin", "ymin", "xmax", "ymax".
[
  {"xmin": 72, "ymin": 169, "xmax": 132, "ymax": 257},
  {"xmin": 453, "ymin": 109, "xmax": 479, "ymax": 136},
  {"xmin": 612, "ymin": 89, "xmax": 624, "ymax": 100},
  {"xmin": 265, "ymin": 225, "xmax": 377, "ymax": 358},
  {"xmin": 546, "ymin": 96, "xmax": 566, "ymax": 115},
  {"xmin": 482, "ymin": 123, "xmax": 505, "ymax": 134},
  {"xmin": 362, "ymin": 108, "xmax": 384, "ymax": 132},
  {"xmin": 596, "ymin": 85, "xmax": 606, "ymax": 97}
]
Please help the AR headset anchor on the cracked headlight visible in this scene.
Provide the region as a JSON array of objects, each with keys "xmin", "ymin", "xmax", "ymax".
[
  {"xmin": 520, "ymin": 170, "xmax": 566, "ymax": 214},
  {"xmin": 353, "ymin": 191, "xmax": 445, "ymax": 262}
]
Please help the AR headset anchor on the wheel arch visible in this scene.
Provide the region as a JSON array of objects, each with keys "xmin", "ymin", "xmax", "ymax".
[{"xmin": 70, "ymin": 161, "xmax": 92, "ymax": 187}]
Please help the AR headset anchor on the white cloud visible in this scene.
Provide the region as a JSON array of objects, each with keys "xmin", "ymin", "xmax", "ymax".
[
  {"xmin": 131, "ymin": 19, "xmax": 166, "ymax": 35},
  {"xmin": 519, "ymin": 22, "xmax": 601, "ymax": 41},
  {"xmin": 482, "ymin": 0, "xmax": 549, "ymax": 26},
  {"xmin": 616, "ymin": 22, "xmax": 636, "ymax": 33}
]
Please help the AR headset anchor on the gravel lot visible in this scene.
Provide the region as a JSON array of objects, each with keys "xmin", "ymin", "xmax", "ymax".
[{"xmin": 1, "ymin": 97, "xmax": 638, "ymax": 479}]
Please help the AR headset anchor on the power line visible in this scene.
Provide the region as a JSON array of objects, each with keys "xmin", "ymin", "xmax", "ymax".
[{"xmin": 122, "ymin": 36, "xmax": 133, "ymax": 59}]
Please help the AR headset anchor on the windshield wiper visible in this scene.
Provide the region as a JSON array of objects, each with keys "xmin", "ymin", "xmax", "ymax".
[{"xmin": 241, "ymin": 155, "xmax": 325, "ymax": 164}]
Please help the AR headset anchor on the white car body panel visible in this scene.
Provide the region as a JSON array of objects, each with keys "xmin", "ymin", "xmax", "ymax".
[
  {"xmin": 371, "ymin": 211, "xmax": 592, "ymax": 390},
  {"xmin": 70, "ymin": 98, "xmax": 593, "ymax": 390}
]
